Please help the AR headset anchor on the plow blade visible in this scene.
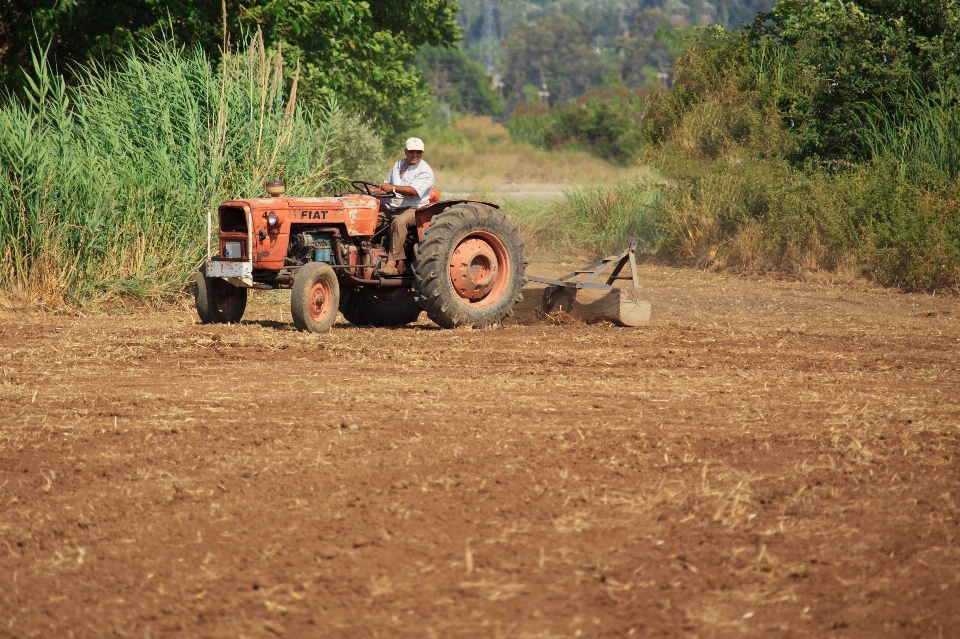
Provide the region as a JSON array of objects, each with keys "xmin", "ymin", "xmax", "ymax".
[{"xmin": 541, "ymin": 285, "xmax": 651, "ymax": 326}]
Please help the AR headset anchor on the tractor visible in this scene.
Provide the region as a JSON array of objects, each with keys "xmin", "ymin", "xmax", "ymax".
[{"xmin": 194, "ymin": 180, "xmax": 528, "ymax": 332}]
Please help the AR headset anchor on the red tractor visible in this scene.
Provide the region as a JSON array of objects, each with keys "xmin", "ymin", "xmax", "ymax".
[{"xmin": 194, "ymin": 180, "xmax": 528, "ymax": 332}]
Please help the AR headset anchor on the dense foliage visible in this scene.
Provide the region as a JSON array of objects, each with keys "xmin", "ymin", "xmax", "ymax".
[
  {"xmin": 745, "ymin": 0, "xmax": 960, "ymax": 165},
  {"xmin": 510, "ymin": 86, "xmax": 647, "ymax": 163},
  {"xmin": 0, "ymin": 0, "xmax": 460, "ymax": 135},
  {"xmin": 632, "ymin": 1, "xmax": 960, "ymax": 291},
  {"xmin": 0, "ymin": 37, "xmax": 382, "ymax": 307},
  {"xmin": 641, "ymin": 0, "xmax": 960, "ymax": 174},
  {"xmin": 411, "ymin": 45, "xmax": 503, "ymax": 117}
]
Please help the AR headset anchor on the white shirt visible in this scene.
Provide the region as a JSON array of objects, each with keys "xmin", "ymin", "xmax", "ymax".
[{"xmin": 384, "ymin": 158, "xmax": 434, "ymax": 209}]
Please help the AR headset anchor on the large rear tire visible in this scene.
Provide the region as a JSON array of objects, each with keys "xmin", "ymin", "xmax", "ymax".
[
  {"xmin": 339, "ymin": 287, "xmax": 422, "ymax": 327},
  {"xmin": 195, "ymin": 264, "xmax": 247, "ymax": 324},
  {"xmin": 412, "ymin": 203, "xmax": 527, "ymax": 328},
  {"xmin": 291, "ymin": 262, "xmax": 340, "ymax": 333}
]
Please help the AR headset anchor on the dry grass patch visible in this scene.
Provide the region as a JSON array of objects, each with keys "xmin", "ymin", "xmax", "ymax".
[{"xmin": 409, "ymin": 116, "xmax": 632, "ymax": 195}]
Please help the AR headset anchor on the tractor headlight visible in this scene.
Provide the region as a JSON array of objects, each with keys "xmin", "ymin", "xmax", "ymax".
[{"xmin": 267, "ymin": 212, "xmax": 279, "ymax": 228}]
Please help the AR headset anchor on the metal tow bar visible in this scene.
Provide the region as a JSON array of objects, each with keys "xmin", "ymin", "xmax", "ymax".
[{"xmin": 526, "ymin": 237, "xmax": 641, "ymax": 292}]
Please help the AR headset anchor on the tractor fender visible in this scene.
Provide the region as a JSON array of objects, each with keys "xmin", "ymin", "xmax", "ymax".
[{"xmin": 415, "ymin": 199, "xmax": 500, "ymax": 241}]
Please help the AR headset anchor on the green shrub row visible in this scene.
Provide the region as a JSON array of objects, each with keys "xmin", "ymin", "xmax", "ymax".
[
  {"xmin": 645, "ymin": 150, "xmax": 959, "ymax": 291},
  {"xmin": 627, "ymin": 11, "xmax": 960, "ymax": 293}
]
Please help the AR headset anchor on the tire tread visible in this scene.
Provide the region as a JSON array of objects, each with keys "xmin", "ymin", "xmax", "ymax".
[{"xmin": 413, "ymin": 204, "xmax": 528, "ymax": 329}]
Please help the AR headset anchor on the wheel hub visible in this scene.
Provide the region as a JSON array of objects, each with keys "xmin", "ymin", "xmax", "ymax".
[
  {"xmin": 450, "ymin": 237, "xmax": 500, "ymax": 301},
  {"xmin": 213, "ymin": 280, "xmax": 241, "ymax": 315},
  {"xmin": 309, "ymin": 279, "xmax": 332, "ymax": 321}
]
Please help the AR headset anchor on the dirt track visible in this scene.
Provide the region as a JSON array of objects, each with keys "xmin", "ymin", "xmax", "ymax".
[{"xmin": 1, "ymin": 262, "xmax": 959, "ymax": 638}]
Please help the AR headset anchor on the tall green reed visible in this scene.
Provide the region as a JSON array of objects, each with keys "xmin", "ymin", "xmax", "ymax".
[
  {"xmin": 749, "ymin": 38, "xmax": 796, "ymax": 107},
  {"xmin": 562, "ymin": 174, "xmax": 662, "ymax": 256},
  {"xmin": 854, "ymin": 76, "xmax": 960, "ymax": 182},
  {"xmin": 0, "ymin": 33, "xmax": 350, "ymax": 308},
  {"xmin": 498, "ymin": 173, "xmax": 661, "ymax": 259}
]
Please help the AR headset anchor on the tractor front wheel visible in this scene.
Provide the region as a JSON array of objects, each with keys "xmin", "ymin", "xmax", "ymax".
[
  {"xmin": 195, "ymin": 264, "xmax": 247, "ymax": 324},
  {"xmin": 291, "ymin": 262, "xmax": 340, "ymax": 333},
  {"xmin": 412, "ymin": 203, "xmax": 527, "ymax": 328}
]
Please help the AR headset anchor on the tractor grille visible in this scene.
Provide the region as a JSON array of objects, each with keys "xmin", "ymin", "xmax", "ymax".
[{"xmin": 220, "ymin": 207, "xmax": 247, "ymax": 233}]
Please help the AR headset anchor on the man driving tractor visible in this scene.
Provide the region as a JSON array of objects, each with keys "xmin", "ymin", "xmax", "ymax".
[
  {"xmin": 197, "ymin": 134, "xmax": 530, "ymax": 332},
  {"xmin": 373, "ymin": 137, "xmax": 435, "ymax": 276}
]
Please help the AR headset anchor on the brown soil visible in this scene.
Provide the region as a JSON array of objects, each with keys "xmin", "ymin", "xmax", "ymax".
[{"xmin": 1, "ymin": 263, "xmax": 959, "ymax": 638}]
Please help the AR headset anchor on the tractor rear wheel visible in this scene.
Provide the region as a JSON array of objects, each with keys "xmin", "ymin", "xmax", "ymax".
[
  {"xmin": 195, "ymin": 264, "xmax": 247, "ymax": 324},
  {"xmin": 291, "ymin": 262, "xmax": 340, "ymax": 333},
  {"xmin": 412, "ymin": 203, "xmax": 527, "ymax": 328},
  {"xmin": 339, "ymin": 287, "xmax": 422, "ymax": 327}
]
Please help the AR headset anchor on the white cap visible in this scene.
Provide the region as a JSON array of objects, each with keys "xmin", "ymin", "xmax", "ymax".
[{"xmin": 405, "ymin": 137, "xmax": 425, "ymax": 151}]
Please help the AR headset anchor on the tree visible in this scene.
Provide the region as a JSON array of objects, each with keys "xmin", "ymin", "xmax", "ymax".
[
  {"xmin": 617, "ymin": 9, "xmax": 679, "ymax": 87},
  {"xmin": 412, "ymin": 45, "xmax": 503, "ymax": 117},
  {"xmin": 500, "ymin": 13, "xmax": 609, "ymax": 107},
  {"xmin": 541, "ymin": 86, "xmax": 648, "ymax": 163},
  {"xmin": 0, "ymin": 0, "xmax": 460, "ymax": 135},
  {"xmin": 746, "ymin": 0, "xmax": 960, "ymax": 160}
]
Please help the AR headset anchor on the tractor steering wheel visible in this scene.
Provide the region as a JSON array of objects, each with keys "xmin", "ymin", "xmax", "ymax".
[{"xmin": 350, "ymin": 180, "xmax": 385, "ymax": 196}]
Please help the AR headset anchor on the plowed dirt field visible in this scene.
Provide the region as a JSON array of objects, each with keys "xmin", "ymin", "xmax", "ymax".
[{"xmin": 1, "ymin": 263, "xmax": 958, "ymax": 638}]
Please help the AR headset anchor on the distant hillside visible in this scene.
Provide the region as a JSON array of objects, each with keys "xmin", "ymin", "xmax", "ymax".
[
  {"xmin": 458, "ymin": 0, "xmax": 775, "ymax": 70},
  {"xmin": 410, "ymin": 0, "xmax": 778, "ymax": 148}
]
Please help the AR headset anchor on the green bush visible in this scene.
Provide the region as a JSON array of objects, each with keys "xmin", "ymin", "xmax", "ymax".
[
  {"xmin": 642, "ymin": 32, "xmax": 795, "ymax": 159},
  {"xmin": 506, "ymin": 86, "xmax": 551, "ymax": 146},
  {"xmin": 541, "ymin": 87, "xmax": 647, "ymax": 164},
  {"xmin": 0, "ymin": 36, "xmax": 381, "ymax": 308},
  {"xmin": 508, "ymin": 86, "xmax": 647, "ymax": 164},
  {"xmin": 329, "ymin": 111, "xmax": 387, "ymax": 182},
  {"xmin": 644, "ymin": 148, "xmax": 959, "ymax": 291},
  {"xmin": 861, "ymin": 171, "xmax": 960, "ymax": 291},
  {"xmin": 411, "ymin": 45, "xmax": 504, "ymax": 118},
  {"xmin": 745, "ymin": 0, "xmax": 960, "ymax": 164}
]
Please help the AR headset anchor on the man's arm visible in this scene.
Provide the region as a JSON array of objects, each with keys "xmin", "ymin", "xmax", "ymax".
[
  {"xmin": 371, "ymin": 162, "xmax": 404, "ymax": 195},
  {"xmin": 377, "ymin": 184, "xmax": 419, "ymax": 196},
  {"xmin": 377, "ymin": 161, "xmax": 431, "ymax": 197},
  {"xmin": 409, "ymin": 166, "xmax": 434, "ymax": 199}
]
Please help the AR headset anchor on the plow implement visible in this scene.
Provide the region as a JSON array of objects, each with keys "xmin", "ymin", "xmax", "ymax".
[{"xmin": 527, "ymin": 238, "xmax": 651, "ymax": 327}]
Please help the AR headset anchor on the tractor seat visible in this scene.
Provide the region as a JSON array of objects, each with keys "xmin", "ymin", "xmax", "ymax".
[{"xmin": 414, "ymin": 189, "xmax": 440, "ymax": 212}]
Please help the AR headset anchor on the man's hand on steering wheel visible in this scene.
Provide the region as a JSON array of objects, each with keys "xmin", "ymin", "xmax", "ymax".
[
  {"xmin": 349, "ymin": 180, "xmax": 388, "ymax": 196},
  {"xmin": 348, "ymin": 179, "xmax": 416, "ymax": 197}
]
